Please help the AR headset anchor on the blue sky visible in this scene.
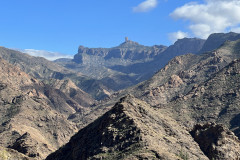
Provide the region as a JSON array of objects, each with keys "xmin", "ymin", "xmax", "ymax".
[{"xmin": 1, "ymin": 0, "xmax": 240, "ymax": 60}]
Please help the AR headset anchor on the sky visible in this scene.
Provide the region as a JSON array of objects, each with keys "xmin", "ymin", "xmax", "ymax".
[{"xmin": 1, "ymin": 0, "xmax": 240, "ymax": 60}]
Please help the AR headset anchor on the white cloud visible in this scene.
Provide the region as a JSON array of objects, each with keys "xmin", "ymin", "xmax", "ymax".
[
  {"xmin": 170, "ymin": 0, "xmax": 240, "ymax": 38},
  {"xmin": 133, "ymin": 0, "xmax": 158, "ymax": 12},
  {"xmin": 168, "ymin": 31, "xmax": 189, "ymax": 43},
  {"xmin": 19, "ymin": 49, "xmax": 73, "ymax": 61}
]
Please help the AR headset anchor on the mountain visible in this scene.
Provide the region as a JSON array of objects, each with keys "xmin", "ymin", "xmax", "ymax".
[
  {"xmin": 0, "ymin": 57, "xmax": 93, "ymax": 159},
  {"xmin": 159, "ymin": 37, "xmax": 206, "ymax": 61},
  {"xmin": 56, "ymin": 33, "xmax": 240, "ymax": 94},
  {"xmin": 0, "ymin": 47, "xmax": 72, "ymax": 80},
  {"xmin": 46, "ymin": 95, "xmax": 208, "ymax": 160},
  {"xmin": 55, "ymin": 39, "xmax": 168, "ymax": 93},
  {"xmin": 200, "ymin": 32, "xmax": 240, "ymax": 53},
  {"xmin": 54, "ymin": 58, "xmax": 72, "ymax": 63}
]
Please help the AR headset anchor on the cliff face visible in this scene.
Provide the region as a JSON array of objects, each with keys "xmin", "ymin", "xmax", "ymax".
[{"xmin": 73, "ymin": 40, "xmax": 167, "ymax": 63}]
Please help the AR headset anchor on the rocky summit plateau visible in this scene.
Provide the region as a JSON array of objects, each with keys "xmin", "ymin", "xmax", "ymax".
[{"xmin": 1, "ymin": 32, "xmax": 240, "ymax": 160}]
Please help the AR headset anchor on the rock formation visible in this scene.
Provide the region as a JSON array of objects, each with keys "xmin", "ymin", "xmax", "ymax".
[{"xmin": 191, "ymin": 123, "xmax": 240, "ymax": 160}]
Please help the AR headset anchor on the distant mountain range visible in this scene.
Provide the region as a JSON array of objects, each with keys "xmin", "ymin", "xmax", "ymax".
[{"xmin": 55, "ymin": 37, "xmax": 206, "ymax": 97}]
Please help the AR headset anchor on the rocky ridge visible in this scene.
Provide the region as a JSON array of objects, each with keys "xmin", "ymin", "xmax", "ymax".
[{"xmin": 46, "ymin": 95, "xmax": 208, "ymax": 160}]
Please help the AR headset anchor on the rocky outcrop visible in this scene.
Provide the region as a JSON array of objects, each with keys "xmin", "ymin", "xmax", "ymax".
[
  {"xmin": 9, "ymin": 132, "xmax": 40, "ymax": 158},
  {"xmin": 46, "ymin": 95, "xmax": 208, "ymax": 160},
  {"xmin": 191, "ymin": 123, "xmax": 240, "ymax": 160}
]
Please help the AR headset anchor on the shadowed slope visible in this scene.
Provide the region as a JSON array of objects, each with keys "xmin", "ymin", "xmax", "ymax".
[{"xmin": 46, "ymin": 95, "xmax": 207, "ymax": 160}]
